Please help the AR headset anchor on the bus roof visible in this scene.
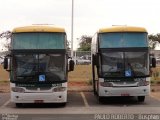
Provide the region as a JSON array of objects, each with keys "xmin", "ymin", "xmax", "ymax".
[
  {"xmin": 12, "ymin": 25, "xmax": 65, "ymax": 33},
  {"xmin": 99, "ymin": 26, "xmax": 147, "ymax": 33}
]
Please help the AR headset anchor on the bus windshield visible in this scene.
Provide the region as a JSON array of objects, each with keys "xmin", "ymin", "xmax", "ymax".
[
  {"xmin": 12, "ymin": 32, "xmax": 65, "ymax": 49},
  {"xmin": 101, "ymin": 51, "xmax": 149, "ymax": 78},
  {"xmin": 12, "ymin": 53, "xmax": 66, "ymax": 83},
  {"xmin": 99, "ymin": 32, "xmax": 148, "ymax": 48}
]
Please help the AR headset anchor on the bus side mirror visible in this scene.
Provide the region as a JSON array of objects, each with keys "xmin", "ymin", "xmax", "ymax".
[
  {"xmin": 3, "ymin": 56, "xmax": 11, "ymax": 71},
  {"xmin": 95, "ymin": 53, "xmax": 99, "ymax": 67},
  {"xmin": 4, "ymin": 57, "xmax": 8, "ymax": 69},
  {"xmin": 69, "ymin": 59, "xmax": 75, "ymax": 71},
  {"xmin": 151, "ymin": 57, "xmax": 156, "ymax": 68}
]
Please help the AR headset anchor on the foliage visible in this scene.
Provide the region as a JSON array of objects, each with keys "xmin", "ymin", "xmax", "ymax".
[
  {"xmin": 0, "ymin": 31, "xmax": 11, "ymax": 39},
  {"xmin": 77, "ymin": 35, "xmax": 92, "ymax": 51},
  {"xmin": 148, "ymin": 33, "xmax": 160, "ymax": 49},
  {"xmin": 0, "ymin": 31, "xmax": 12, "ymax": 50}
]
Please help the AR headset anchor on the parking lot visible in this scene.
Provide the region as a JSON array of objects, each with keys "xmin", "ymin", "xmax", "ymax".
[
  {"xmin": 0, "ymin": 92, "xmax": 160, "ymax": 109},
  {"xmin": 0, "ymin": 92, "xmax": 160, "ymax": 120}
]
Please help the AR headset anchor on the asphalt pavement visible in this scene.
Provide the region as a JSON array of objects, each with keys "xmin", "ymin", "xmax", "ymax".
[{"xmin": 0, "ymin": 92, "xmax": 160, "ymax": 120}]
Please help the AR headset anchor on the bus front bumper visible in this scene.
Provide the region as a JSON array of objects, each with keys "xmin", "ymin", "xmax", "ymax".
[
  {"xmin": 11, "ymin": 91, "xmax": 67, "ymax": 103},
  {"xmin": 99, "ymin": 86, "xmax": 150, "ymax": 97}
]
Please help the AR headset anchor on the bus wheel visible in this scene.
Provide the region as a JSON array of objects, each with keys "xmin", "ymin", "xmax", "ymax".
[
  {"xmin": 138, "ymin": 96, "xmax": 145, "ymax": 102},
  {"xmin": 16, "ymin": 103, "xmax": 23, "ymax": 108}
]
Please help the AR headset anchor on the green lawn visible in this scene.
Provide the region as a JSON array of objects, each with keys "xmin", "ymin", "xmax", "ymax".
[{"xmin": 68, "ymin": 65, "xmax": 92, "ymax": 83}]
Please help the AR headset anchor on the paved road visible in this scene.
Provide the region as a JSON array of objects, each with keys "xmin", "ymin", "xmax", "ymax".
[
  {"xmin": 0, "ymin": 92, "xmax": 160, "ymax": 120},
  {"xmin": 0, "ymin": 114, "xmax": 96, "ymax": 120}
]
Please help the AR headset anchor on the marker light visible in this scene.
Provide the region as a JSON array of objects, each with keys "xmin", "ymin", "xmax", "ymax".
[
  {"xmin": 53, "ymin": 87, "xmax": 66, "ymax": 92},
  {"xmin": 12, "ymin": 87, "xmax": 25, "ymax": 93}
]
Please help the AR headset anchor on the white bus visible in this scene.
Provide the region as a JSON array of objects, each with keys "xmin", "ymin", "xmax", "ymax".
[
  {"xmin": 4, "ymin": 25, "xmax": 74, "ymax": 107},
  {"xmin": 91, "ymin": 26, "xmax": 156, "ymax": 102}
]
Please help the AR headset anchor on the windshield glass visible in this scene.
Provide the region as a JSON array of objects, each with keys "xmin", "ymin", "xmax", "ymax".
[
  {"xmin": 101, "ymin": 52, "xmax": 124, "ymax": 77},
  {"xmin": 101, "ymin": 51, "xmax": 149, "ymax": 77},
  {"xmin": 99, "ymin": 32, "xmax": 148, "ymax": 48},
  {"xmin": 12, "ymin": 32, "xmax": 65, "ymax": 49},
  {"xmin": 12, "ymin": 54, "xmax": 66, "ymax": 82},
  {"xmin": 125, "ymin": 52, "xmax": 149, "ymax": 77}
]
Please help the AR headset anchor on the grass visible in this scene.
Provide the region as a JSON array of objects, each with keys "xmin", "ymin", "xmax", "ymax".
[
  {"xmin": 150, "ymin": 67, "xmax": 160, "ymax": 85},
  {"xmin": 68, "ymin": 65, "xmax": 92, "ymax": 83},
  {"xmin": 151, "ymin": 80, "xmax": 160, "ymax": 85},
  {"xmin": 151, "ymin": 67, "xmax": 160, "ymax": 80}
]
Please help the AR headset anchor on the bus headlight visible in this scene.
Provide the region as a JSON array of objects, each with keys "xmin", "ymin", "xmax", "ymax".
[
  {"xmin": 53, "ymin": 87, "xmax": 66, "ymax": 92},
  {"xmin": 11, "ymin": 87, "xmax": 25, "ymax": 93},
  {"xmin": 137, "ymin": 81, "xmax": 149, "ymax": 86},
  {"xmin": 100, "ymin": 82, "xmax": 113, "ymax": 87}
]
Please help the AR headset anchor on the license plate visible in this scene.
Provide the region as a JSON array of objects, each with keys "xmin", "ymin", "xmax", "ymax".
[
  {"xmin": 121, "ymin": 93, "xmax": 130, "ymax": 96},
  {"xmin": 34, "ymin": 100, "xmax": 44, "ymax": 103}
]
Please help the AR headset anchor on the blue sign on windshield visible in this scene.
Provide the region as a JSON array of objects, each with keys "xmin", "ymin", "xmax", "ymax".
[
  {"xmin": 39, "ymin": 75, "xmax": 45, "ymax": 82},
  {"xmin": 125, "ymin": 70, "xmax": 132, "ymax": 77}
]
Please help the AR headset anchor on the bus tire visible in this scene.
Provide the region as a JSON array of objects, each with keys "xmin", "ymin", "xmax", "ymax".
[
  {"xmin": 138, "ymin": 96, "xmax": 145, "ymax": 102},
  {"xmin": 16, "ymin": 103, "xmax": 23, "ymax": 108}
]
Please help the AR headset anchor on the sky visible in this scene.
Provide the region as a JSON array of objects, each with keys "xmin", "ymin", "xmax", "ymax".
[{"xmin": 0, "ymin": 0, "xmax": 160, "ymax": 50}]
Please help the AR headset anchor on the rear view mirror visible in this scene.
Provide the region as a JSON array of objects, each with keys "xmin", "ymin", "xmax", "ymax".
[
  {"xmin": 149, "ymin": 54, "xmax": 156, "ymax": 68},
  {"xmin": 151, "ymin": 57, "xmax": 156, "ymax": 68},
  {"xmin": 69, "ymin": 59, "xmax": 75, "ymax": 71},
  {"xmin": 3, "ymin": 57, "xmax": 8, "ymax": 69},
  {"xmin": 95, "ymin": 53, "xmax": 99, "ymax": 67},
  {"xmin": 3, "ymin": 56, "xmax": 11, "ymax": 71}
]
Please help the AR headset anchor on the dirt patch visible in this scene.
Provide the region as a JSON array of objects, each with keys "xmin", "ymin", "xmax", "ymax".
[
  {"xmin": 0, "ymin": 65, "xmax": 9, "ymax": 81},
  {"xmin": 151, "ymin": 85, "xmax": 160, "ymax": 92},
  {"xmin": 68, "ymin": 65, "xmax": 92, "ymax": 82},
  {"xmin": 68, "ymin": 81, "xmax": 89, "ymax": 86},
  {"xmin": 150, "ymin": 86, "xmax": 160, "ymax": 101},
  {"xmin": 0, "ymin": 82, "xmax": 10, "ymax": 93},
  {"xmin": 150, "ymin": 92, "xmax": 160, "ymax": 101},
  {"xmin": 68, "ymin": 81, "xmax": 92, "ymax": 92}
]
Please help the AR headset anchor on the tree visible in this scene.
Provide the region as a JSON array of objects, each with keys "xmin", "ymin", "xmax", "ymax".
[
  {"xmin": 0, "ymin": 31, "xmax": 12, "ymax": 50},
  {"xmin": 77, "ymin": 35, "xmax": 92, "ymax": 51},
  {"xmin": 148, "ymin": 33, "xmax": 160, "ymax": 49}
]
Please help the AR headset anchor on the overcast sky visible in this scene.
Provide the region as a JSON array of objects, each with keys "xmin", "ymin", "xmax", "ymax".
[{"xmin": 0, "ymin": 0, "xmax": 160, "ymax": 50}]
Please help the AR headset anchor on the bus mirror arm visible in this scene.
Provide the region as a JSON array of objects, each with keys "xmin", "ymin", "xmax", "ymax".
[
  {"xmin": 95, "ymin": 53, "xmax": 99, "ymax": 67},
  {"xmin": 69, "ymin": 59, "xmax": 75, "ymax": 72}
]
